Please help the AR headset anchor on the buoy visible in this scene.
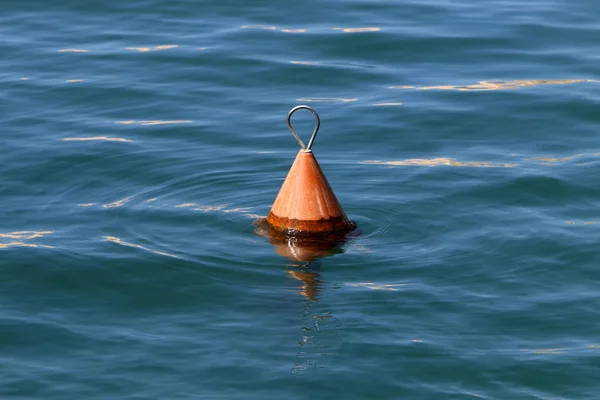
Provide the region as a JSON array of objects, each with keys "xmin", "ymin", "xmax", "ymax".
[{"xmin": 265, "ymin": 105, "xmax": 356, "ymax": 237}]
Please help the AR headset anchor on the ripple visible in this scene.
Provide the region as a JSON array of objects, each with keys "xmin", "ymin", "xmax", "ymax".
[
  {"xmin": 361, "ymin": 158, "xmax": 517, "ymax": 168},
  {"xmin": 390, "ymin": 79, "xmax": 597, "ymax": 91},
  {"xmin": 344, "ymin": 282, "xmax": 405, "ymax": 291},
  {"xmin": 240, "ymin": 25, "xmax": 277, "ymax": 30},
  {"xmin": 125, "ymin": 45, "xmax": 178, "ymax": 52},
  {"xmin": 175, "ymin": 203, "xmax": 255, "ymax": 217},
  {"xmin": 525, "ymin": 152, "xmax": 600, "ymax": 166},
  {"xmin": 296, "ymin": 97, "xmax": 358, "ymax": 103},
  {"xmin": 0, "ymin": 231, "xmax": 54, "ymax": 249},
  {"xmin": 62, "ymin": 137, "xmax": 133, "ymax": 142},
  {"xmin": 75, "ymin": 197, "xmax": 259, "ymax": 219},
  {"xmin": 65, "ymin": 79, "xmax": 84, "ymax": 83},
  {"xmin": 289, "ymin": 61, "xmax": 321, "ymax": 65},
  {"xmin": 245, "ymin": 213, "xmax": 266, "ymax": 219},
  {"xmin": 0, "ymin": 242, "xmax": 55, "ymax": 249},
  {"xmin": 289, "ymin": 60, "xmax": 376, "ymax": 70},
  {"xmin": 104, "ymin": 236, "xmax": 176, "ymax": 258},
  {"xmin": 102, "ymin": 196, "xmax": 134, "ymax": 209},
  {"xmin": 0, "ymin": 231, "xmax": 53, "ymax": 240},
  {"xmin": 176, "ymin": 203, "xmax": 225, "ymax": 212},
  {"xmin": 114, "ymin": 120, "xmax": 193, "ymax": 126},
  {"xmin": 57, "ymin": 48, "xmax": 89, "ymax": 53},
  {"xmin": 517, "ymin": 342, "xmax": 600, "ymax": 357},
  {"xmin": 524, "ymin": 348, "xmax": 565, "ymax": 355},
  {"xmin": 528, "ymin": 154, "xmax": 583, "ymax": 164},
  {"xmin": 342, "ymin": 207, "xmax": 399, "ymax": 257},
  {"xmin": 242, "ymin": 26, "xmax": 380, "ymax": 34},
  {"xmin": 564, "ymin": 220, "xmax": 597, "ymax": 225},
  {"xmin": 372, "ymin": 102, "xmax": 403, "ymax": 106},
  {"xmin": 332, "ymin": 27, "xmax": 381, "ymax": 33}
]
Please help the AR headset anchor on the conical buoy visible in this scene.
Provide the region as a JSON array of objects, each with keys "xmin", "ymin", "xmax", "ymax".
[{"xmin": 264, "ymin": 105, "xmax": 356, "ymax": 237}]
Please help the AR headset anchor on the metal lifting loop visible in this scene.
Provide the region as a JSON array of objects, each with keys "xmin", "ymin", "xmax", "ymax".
[{"xmin": 287, "ymin": 105, "xmax": 321, "ymax": 151}]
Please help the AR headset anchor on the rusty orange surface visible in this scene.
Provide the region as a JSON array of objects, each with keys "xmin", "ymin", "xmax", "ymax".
[{"xmin": 266, "ymin": 150, "xmax": 353, "ymax": 234}]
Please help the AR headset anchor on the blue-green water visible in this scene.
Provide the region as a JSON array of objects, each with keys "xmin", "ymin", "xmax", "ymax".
[{"xmin": 2, "ymin": 0, "xmax": 600, "ymax": 398}]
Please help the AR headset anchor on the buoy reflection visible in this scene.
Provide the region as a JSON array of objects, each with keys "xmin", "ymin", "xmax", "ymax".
[
  {"xmin": 255, "ymin": 217, "xmax": 356, "ymax": 300},
  {"xmin": 254, "ymin": 217, "xmax": 348, "ymax": 262},
  {"xmin": 288, "ymin": 266, "xmax": 321, "ymax": 301}
]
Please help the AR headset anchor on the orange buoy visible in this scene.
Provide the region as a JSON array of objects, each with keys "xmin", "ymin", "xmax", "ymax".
[{"xmin": 265, "ymin": 105, "xmax": 356, "ymax": 237}]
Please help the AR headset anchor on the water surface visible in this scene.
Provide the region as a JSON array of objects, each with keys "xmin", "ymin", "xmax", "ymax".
[{"xmin": 2, "ymin": 0, "xmax": 600, "ymax": 398}]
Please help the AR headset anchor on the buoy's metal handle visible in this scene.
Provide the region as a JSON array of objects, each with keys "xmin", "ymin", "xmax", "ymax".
[{"xmin": 287, "ymin": 105, "xmax": 320, "ymax": 151}]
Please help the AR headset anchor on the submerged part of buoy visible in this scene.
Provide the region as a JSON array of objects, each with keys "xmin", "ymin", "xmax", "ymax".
[{"xmin": 265, "ymin": 105, "xmax": 356, "ymax": 237}]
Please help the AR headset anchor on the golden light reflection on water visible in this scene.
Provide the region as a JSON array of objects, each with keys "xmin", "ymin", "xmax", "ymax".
[
  {"xmin": 241, "ymin": 25, "xmax": 380, "ymax": 33},
  {"xmin": 525, "ymin": 152, "xmax": 600, "ymax": 166},
  {"xmin": 20, "ymin": 77, "xmax": 29, "ymax": 81},
  {"xmin": 390, "ymin": 79, "xmax": 596, "ymax": 91},
  {"xmin": 77, "ymin": 199, "xmax": 257, "ymax": 219},
  {"xmin": 289, "ymin": 61, "xmax": 321, "ymax": 65},
  {"xmin": 66, "ymin": 79, "xmax": 84, "ymax": 83},
  {"xmin": 525, "ymin": 348, "xmax": 565, "ymax": 355},
  {"xmin": 223, "ymin": 207, "xmax": 252, "ymax": 213},
  {"xmin": 245, "ymin": 213, "xmax": 266, "ymax": 219},
  {"xmin": 565, "ymin": 220, "xmax": 596, "ymax": 225},
  {"xmin": 176, "ymin": 203, "xmax": 261, "ymax": 219},
  {"xmin": 345, "ymin": 282, "xmax": 405, "ymax": 291},
  {"xmin": 297, "ymin": 97, "xmax": 358, "ymax": 103},
  {"xmin": 176, "ymin": 203, "xmax": 225, "ymax": 212},
  {"xmin": 175, "ymin": 203, "xmax": 198, "ymax": 208},
  {"xmin": 0, "ymin": 231, "xmax": 53, "ymax": 239},
  {"xmin": 176, "ymin": 203, "xmax": 225, "ymax": 211},
  {"xmin": 240, "ymin": 25, "xmax": 277, "ymax": 30},
  {"xmin": 63, "ymin": 137, "xmax": 133, "ymax": 142},
  {"xmin": 115, "ymin": 120, "xmax": 192, "ymax": 126},
  {"xmin": 522, "ymin": 344, "xmax": 600, "ymax": 355},
  {"xmin": 0, "ymin": 242, "xmax": 55, "ymax": 249},
  {"xmin": 103, "ymin": 197, "xmax": 133, "ymax": 208},
  {"xmin": 361, "ymin": 158, "xmax": 517, "ymax": 168},
  {"xmin": 125, "ymin": 45, "xmax": 178, "ymax": 52},
  {"xmin": 528, "ymin": 155, "xmax": 583, "ymax": 164},
  {"xmin": 58, "ymin": 49, "xmax": 89, "ymax": 53},
  {"xmin": 333, "ymin": 27, "xmax": 381, "ymax": 33},
  {"xmin": 175, "ymin": 203, "xmax": 251, "ymax": 213},
  {"xmin": 104, "ymin": 236, "xmax": 176, "ymax": 258},
  {"xmin": 0, "ymin": 231, "xmax": 54, "ymax": 250}
]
